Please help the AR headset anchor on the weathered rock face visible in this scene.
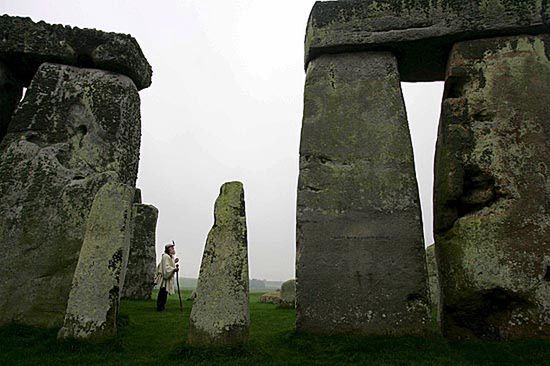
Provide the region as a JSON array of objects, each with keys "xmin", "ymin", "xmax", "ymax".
[
  {"xmin": 188, "ymin": 181, "xmax": 249, "ymax": 346},
  {"xmin": 122, "ymin": 204, "xmax": 159, "ymax": 300},
  {"xmin": 279, "ymin": 279, "xmax": 296, "ymax": 308},
  {"xmin": 0, "ymin": 15, "xmax": 152, "ymax": 89},
  {"xmin": 434, "ymin": 34, "xmax": 550, "ymax": 340},
  {"xmin": 425, "ymin": 244, "xmax": 441, "ymax": 330},
  {"xmin": 0, "ymin": 63, "xmax": 141, "ymax": 328},
  {"xmin": 305, "ymin": 0, "xmax": 548, "ymax": 81},
  {"xmin": 58, "ymin": 182, "xmax": 134, "ymax": 341},
  {"xmin": 297, "ymin": 52, "xmax": 430, "ymax": 335},
  {"xmin": 0, "ymin": 61, "xmax": 22, "ymax": 142}
]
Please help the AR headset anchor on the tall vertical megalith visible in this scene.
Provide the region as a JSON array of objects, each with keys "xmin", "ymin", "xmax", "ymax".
[
  {"xmin": 122, "ymin": 203, "xmax": 159, "ymax": 300},
  {"xmin": 297, "ymin": 52, "xmax": 430, "ymax": 335},
  {"xmin": 58, "ymin": 182, "xmax": 134, "ymax": 341},
  {"xmin": 0, "ymin": 63, "xmax": 141, "ymax": 327},
  {"xmin": 188, "ymin": 181, "xmax": 249, "ymax": 346},
  {"xmin": 434, "ymin": 34, "xmax": 550, "ymax": 340}
]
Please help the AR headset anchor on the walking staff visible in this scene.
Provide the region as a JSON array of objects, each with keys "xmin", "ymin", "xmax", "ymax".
[{"xmin": 173, "ymin": 240, "xmax": 183, "ymax": 312}]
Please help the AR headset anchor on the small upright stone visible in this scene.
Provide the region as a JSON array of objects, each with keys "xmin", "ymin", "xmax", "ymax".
[
  {"xmin": 58, "ymin": 182, "xmax": 134, "ymax": 341},
  {"xmin": 188, "ymin": 181, "xmax": 249, "ymax": 346},
  {"xmin": 278, "ymin": 279, "xmax": 296, "ymax": 308},
  {"xmin": 122, "ymin": 203, "xmax": 159, "ymax": 300}
]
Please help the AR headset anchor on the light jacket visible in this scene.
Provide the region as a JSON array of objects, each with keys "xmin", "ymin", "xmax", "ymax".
[{"xmin": 155, "ymin": 253, "xmax": 177, "ymax": 294}]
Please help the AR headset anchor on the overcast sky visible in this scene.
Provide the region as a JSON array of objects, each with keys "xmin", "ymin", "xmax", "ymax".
[{"xmin": 2, "ymin": 0, "xmax": 443, "ymax": 281}]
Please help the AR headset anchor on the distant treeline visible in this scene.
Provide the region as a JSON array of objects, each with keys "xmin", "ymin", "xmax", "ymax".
[{"xmin": 180, "ymin": 277, "xmax": 283, "ymax": 290}]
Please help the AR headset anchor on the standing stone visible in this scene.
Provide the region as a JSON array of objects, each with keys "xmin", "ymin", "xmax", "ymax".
[
  {"xmin": 434, "ymin": 34, "xmax": 550, "ymax": 340},
  {"xmin": 297, "ymin": 52, "xmax": 430, "ymax": 335},
  {"xmin": 425, "ymin": 244, "xmax": 441, "ymax": 330},
  {"xmin": 278, "ymin": 279, "xmax": 296, "ymax": 308},
  {"xmin": 0, "ymin": 63, "xmax": 141, "ymax": 328},
  {"xmin": 188, "ymin": 181, "xmax": 249, "ymax": 346},
  {"xmin": 122, "ymin": 204, "xmax": 159, "ymax": 300},
  {"xmin": 0, "ymin": 61, "xmax": 22, "ymax": 142},
  {"xmin": 58, "ymin": 182, "xmax": 134, "ymax": 340}
]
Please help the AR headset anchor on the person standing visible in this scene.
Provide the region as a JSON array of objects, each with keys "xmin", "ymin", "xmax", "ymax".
[{"xmin": 155, "ymin": 243, "xmax": 179, "ymax": 311}]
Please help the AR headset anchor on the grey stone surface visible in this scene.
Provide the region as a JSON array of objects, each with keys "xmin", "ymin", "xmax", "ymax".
[
  {"xmin": 305, "ymin": 0, "xmax": 549, "ymax": 81},
  {"xmin": 58, "ymin": 182, "xmax": 134, "ymax": 341},
  {"xmin": 297, "ymin": 52, "xmax": 430, "ymax": 335},
  {"xmin": 122, "ymin": 203, "xmax": 158, "ymax": 300},
  {"xmin": 279, "ymin": 279, "xmax": 295, "ymax": 308},
  {"xmin": 434, "ymin": 34, "xmax": 550, "ymax": 340},
  {"xmin": 188, "ymin": 181, "xmax": 249, "ymax": 346},
  {"xmin": 425, "ymin": 244, "xmax": 441, "ymax": 331},
  {"xmin": 0, "ymin": 63, "xmax": 141, "ymax": 328},
  {"xmin": 0, "ymin": 61, "xmax": 22, "ymax": 142},
  {"xmin": 0, "ymin": 15, "xmax": 152, "ymax": 90}
]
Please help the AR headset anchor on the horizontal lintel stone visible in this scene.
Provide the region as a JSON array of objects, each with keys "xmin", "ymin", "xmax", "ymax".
[
  {"xmin": 0, "ymin": 15, "xmax": 152, "ymax": 90},
  {"xmin": 305, "ymin": 0, "xmax": 549, "ymax": 81}
]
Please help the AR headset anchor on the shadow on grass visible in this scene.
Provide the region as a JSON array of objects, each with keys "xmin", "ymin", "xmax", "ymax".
[{"xmin": 171, "ymin": 343, "xmax": 254, "ymax": 362}]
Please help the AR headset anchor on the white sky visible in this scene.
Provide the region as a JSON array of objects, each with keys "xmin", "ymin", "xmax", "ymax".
[{"xmin": 1, "ymin": 0, "xmax": 442, "ymax": 281}]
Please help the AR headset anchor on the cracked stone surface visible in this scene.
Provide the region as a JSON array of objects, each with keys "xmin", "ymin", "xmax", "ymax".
[
  {"xmin": 122, "ymin": 203, "xmax": 158, "ymax": 300},
  {"xmin": 58, "ymin": 182, "xmax": 134, "ymax": 341},
  {"xmin": 305, "ymin": 0, "xmax": 548, "ymax": 81},
  {"xmin": 0, "ymin": 63, "xmax": 141, "ymax": 328},
  {"xmin": 188, "ymin": 181, "xmax": 249, "ymax": 346},
  {"xmin": 296, "ymin": 51, "xmax": 430, "ymax": 336},
  {"xmin": 434, "ymin": 34, "xmax": 550, "ymax": 340},
  {"xmin": 0, "ymin": 15, "xmax": 152, "ymax": 90}
]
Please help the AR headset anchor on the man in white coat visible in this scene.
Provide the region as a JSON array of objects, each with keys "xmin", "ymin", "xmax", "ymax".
[{"xmin": 155, "ymin": 243, "xmax": 179, "ymax": 311}]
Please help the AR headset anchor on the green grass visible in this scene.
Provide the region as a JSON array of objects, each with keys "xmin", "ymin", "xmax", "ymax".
[{"xmin": 1, "ymin": 290, "xmax": 549, "ymax": 365}]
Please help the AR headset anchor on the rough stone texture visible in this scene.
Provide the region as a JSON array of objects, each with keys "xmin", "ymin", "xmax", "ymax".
[
  {"xmin": 434, "ymin": 34, "xmax": 550, "ymax": 340},
  {"xmin": 278, "ymin": 279, "xmax": 296, "ymax": 308},
  {"xmin": 297, "ymin": 52, "xmax": 430, "ymax": 335},
  {"xmin": 58, "ymin": 182, "xmax": 134, "ymax": 341},
  {"xmin": 425, "ymin": 244, "xmax": 441, "ymax": 330},
  {"xmin": 0, "ymin": 61, "xmax": 22, "ymax": 142},
  {"xmin": 122, "ymin": 204, "xmax": 159, "ymax": 300},
  {"xmin": 188, "ymin": 181, "xmax": 249, "ymax": 346},
  {"xmin": 305, "ymin": 0, "xmax": 549, "ymax": 81},
  {"xmin": 0, "ymin": 15, "xmax": 152, "ymax": 90},
  {"xmin": 259, "ymin": 291, "xmax": 281, "ymax": 305},
  {"xmin": 0, "ymin": 63, "xmax": 141, "ymax": 328}
]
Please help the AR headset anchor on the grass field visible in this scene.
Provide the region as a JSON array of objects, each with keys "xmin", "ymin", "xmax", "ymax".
[{"xmin": 1, "ymin": 290, "xmax": 550, "ymax": 365}]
